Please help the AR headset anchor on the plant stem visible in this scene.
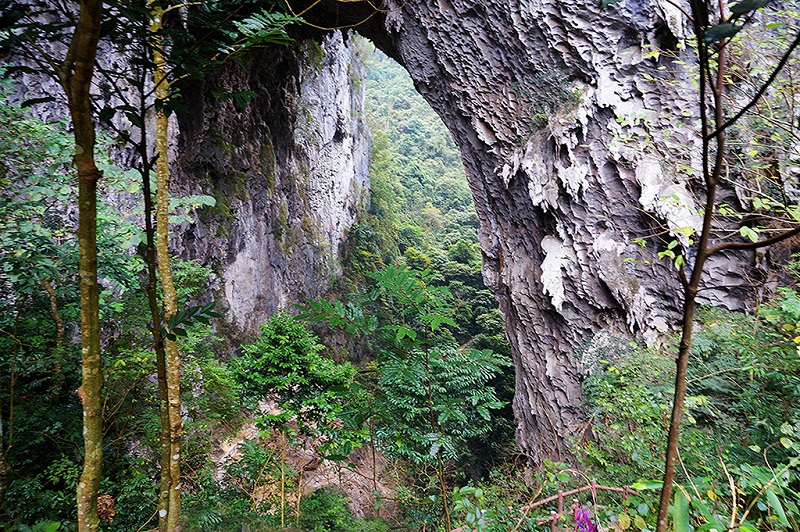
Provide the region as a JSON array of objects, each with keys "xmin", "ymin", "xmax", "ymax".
[
  {"xmin": 149, "ymin": 4, "xmax": 182, "ymax": 528},
  {"xmin": 437, "ymin": 451, "xmax": 451, "ymax": 532}
]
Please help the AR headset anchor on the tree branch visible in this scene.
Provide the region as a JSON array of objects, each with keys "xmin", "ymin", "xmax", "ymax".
[
  {"xmin": 708, "ymin": 225, "xmax": 800, "ymax": 255},
  {"xmin": 707, "ymin": 29, "xmax": 800, "ymax": 140}
]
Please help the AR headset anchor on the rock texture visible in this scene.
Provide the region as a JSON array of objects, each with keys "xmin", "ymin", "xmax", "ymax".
[
  {"xmin": 173, "ymin": 31, "xmax": 369, "ymax": 335},
  {"xmin": 9, "ymin": 0, "xmax": 764, "ymax": 463},
  {"xmin": 7, "ymin": 23, "xmax": 370, "ymax": 339},
  {"xmin": 335, "ymin": 0, "xmax": 760, "ymax": 462}
]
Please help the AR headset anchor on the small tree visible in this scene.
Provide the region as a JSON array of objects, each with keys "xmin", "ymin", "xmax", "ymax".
[
  {"xmin": 233, "ymin": 311, "xmax": 357, "ymax": 528},
  {"xmin": 603, "ymin": 2, "xmax": 800, "ymax": 530}
]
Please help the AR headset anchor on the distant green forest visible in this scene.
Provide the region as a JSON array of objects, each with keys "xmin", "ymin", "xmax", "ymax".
[
  {"xmin": 342, "ymin": 46, "xmax": 509, "ymax": 357},
  {"xmin": 346, "ymin": 46, "xmax": 480, "ymax": 274}
]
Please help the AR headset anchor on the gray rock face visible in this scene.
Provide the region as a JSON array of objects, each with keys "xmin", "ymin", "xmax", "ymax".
[
  {"xmin": 345, "ymin": 0, "xmax": 758, "ymax": 461},
  {"xmin": 173, "ymin": 31, "xmax": 369, "ymax": 335},
  {"xmin": 10, "ymin": 0, "xmax": 763, "ymax": 462},
  {"xmin": 8, "ymin": 21, "xmax": 369, "ymax": 339}
]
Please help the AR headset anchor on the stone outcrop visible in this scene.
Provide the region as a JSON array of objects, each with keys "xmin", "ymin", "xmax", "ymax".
[
  {"xmin": 10, "ymin": 0, "xmax": 767, "ymax": 463},
  {"xmin": 6, "ymin": 21, "xmax": 370, "ymax": 339},
  {"xmin": 332, "ymin": 0, "xmax": 763, "ymax": 461},
  {"xmin": 172, "ymin": 30, "xmax": 369, "ymax": 335}
]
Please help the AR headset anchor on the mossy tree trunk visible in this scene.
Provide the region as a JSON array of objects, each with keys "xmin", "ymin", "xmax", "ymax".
[
  {"xmin": 137, "ymin": 98, "xmax": 172, "ymax": 532},
  {"xmin": 149, "ymin": 3, "xmax": 182, "ymax": 529},
  {"xmin": 54, "ymin": 0, "xmax": 104, "ymax": 529}
]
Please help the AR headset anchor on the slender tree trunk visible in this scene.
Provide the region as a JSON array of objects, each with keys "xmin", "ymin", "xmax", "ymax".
[
  {"xmin": 42, "ymin": 279, "xmax": 66, "ymax": 396},
  {"xmin": 129, "ymin": 50, "xmax": 172, "ymax": 530},
  {"xmin": 437, "ymin": 451, "xmax": 451, "ymax": 532},
  {"xmin": 140, "ymin": 130, "xmax": 172, "ymax": 532},
  {"xmin": 656, "ymin": 286, "xmax": 697, "ymax": 531},
  {"xmin": 149, "ymin": 4, "xmax": 182, "ymax": 529},
  {"xmin": 57, "ymin": 1, "xmax": 104, "ymax": 530},
  {"xmin": 656, "ymin": 2, "xmax": 723, "ymax": 527},
  {"xmin": 42, "ymin": 279, "xmax": 65, "ymax": 353}
]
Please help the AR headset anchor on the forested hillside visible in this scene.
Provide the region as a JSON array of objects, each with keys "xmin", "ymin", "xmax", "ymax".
[
  {"xmin": 345, "ymin": 45, "xmax": 480, "ymax": 276},
  {"xmin": 340, "ymin": 43, "xmax": 512, "ymax": 377}
]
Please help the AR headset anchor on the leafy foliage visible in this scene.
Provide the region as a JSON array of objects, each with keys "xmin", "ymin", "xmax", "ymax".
[
  {"xmin": 301, "ymin": 266, "xmax": 510, "ymax": 528},
  {"xmin": 0, "ymin": 83, "xmax": 143, "ymax": 527},
  {"xmin": 346, "ymin": 45, "xmax": 477, "ymax": 284},
  {"xmin": 574, "ymin": 293, "xmax": 800, "ymax": 531},
  {"xmin": 234, "ymin": 311, "xmax": 357, "ymax": 432},
  {"xmin": 377, "ymin": 346, "xmax": 508, "ymax": 464}
]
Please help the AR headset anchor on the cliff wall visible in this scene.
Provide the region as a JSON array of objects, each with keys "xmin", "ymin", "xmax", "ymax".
[
  {"xmin": 9, "ymin": 0, "xmax": 770, "ymax": 463},
  {"xmin": 340, "ymin": 0, "xmax": 765, "ymax": 461},
  {"xmin": 171, "ymin": 30, "xmax": 370, "ymax": 335},
  {"xmin": 6, "ymin": 21, "xmax": 370, "ymax": 338}
]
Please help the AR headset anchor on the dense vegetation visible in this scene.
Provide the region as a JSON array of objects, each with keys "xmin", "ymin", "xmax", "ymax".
[{"xmin": 2, "ymin": 21, "xmax": 800, "ymax": 532}]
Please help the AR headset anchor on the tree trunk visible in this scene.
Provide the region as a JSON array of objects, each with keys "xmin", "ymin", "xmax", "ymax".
[
  {"xmin": 138, "ymin": 110, "xmax": 172, "ymax": 532},
  {"xmin": 150, "ymin": 4, "xmax": 182, "ymax": 529},
  {"xmin": 58, "ymin": 1, "xmax": 104, "ymax": 529}
]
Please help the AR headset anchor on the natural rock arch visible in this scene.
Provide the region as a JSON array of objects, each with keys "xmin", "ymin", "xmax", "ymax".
[{"xmin": 292, "ymin": 0, "xmax": 761, "ymax": 462}]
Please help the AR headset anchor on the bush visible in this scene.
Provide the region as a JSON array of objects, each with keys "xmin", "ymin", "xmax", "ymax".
[{"xmin": 298, "ymin": 487, "xmax": 353, "ymax": 531}]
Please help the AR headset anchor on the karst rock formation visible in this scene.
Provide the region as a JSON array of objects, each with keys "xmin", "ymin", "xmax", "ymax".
[
  {"xmin": 9, "ymin": 0, "xmax": 764, "ymax": 462},
  {"xmin": 334, "ymin": 0, "xmax": 759, "ymax": 461}
]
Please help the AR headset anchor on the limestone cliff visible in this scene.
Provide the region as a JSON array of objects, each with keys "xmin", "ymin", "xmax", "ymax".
[
  {"xmin": 6, "ymin": 22, "xmax": 370, "ymax": 338},
  {"xmin": 172, "ymin": 30, "xmax": 369, "ymax": 335},
  {"xmin": 9, "ymin": 0, "xmax": 769, "ymax": 464},
  {"xmin": 311, "ymin": 0, "xmax": 767, "ymax": 462}
]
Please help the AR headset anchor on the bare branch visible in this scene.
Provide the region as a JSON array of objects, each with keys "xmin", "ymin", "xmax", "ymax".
[{"xmin": 708, "ymin": 29, "xmax": 800, "ymax": 139}]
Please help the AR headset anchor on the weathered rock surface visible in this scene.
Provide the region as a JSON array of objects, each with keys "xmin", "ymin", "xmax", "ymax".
[
  {"xmin": 7, "ymin": 23, "xmax": 370, "ymax": 340},
  {"xmin": 334, "ymin": 0, "xmax": 761, "ymax": 461},
  {"xmin": 173, "ymin": 30, "xmax": 369, "ymax": 335},
  {"xmin": 10, "ymin": 0, "xmax": 767, "ymax": 463}
]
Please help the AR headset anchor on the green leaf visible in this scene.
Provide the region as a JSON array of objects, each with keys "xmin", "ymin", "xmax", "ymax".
[
  {"xmin": 672, "ymin": 489, "xmax": 689, "ymax": 532},
  {"xmin": 632, "ymin": 480, "xmax": 664, "ymax": 490},
  {"xmin": 692, "ymin": 499, "xmax": 723, "ymax": 530},
  {"xmin": 739, "ymin": 225, "xmax": 759, "ymax": 242},
  {"xmin": 730, "ymin": 0, "xmax": 771, "ymax": 17},
  {"xmin": 704, "ymin": 23, "xmax": 741, "ymax": 43},
  {"xmin": 394, "ymin": 326, "xmax": 417, "ymax": 341},
  {"xmin": 659, "ymin": 249, "xmax": 676, "ymax": 260},
  {"xmin": 765, "ymin": 489, "xmax": 790, "ymax": 528},
  {"xmin": 422, "ymin": 313, "xmax": 457, "ymax": 330}
]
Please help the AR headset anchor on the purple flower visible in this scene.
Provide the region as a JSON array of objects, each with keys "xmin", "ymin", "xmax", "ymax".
[{"xmin": 574, "ymin": 504, "xmax": 598, "ymax": 532}]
